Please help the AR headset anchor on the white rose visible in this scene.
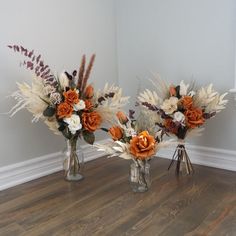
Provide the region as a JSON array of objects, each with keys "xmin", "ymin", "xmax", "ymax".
[
  {"xmin": 173, "ymin": 111, "xmax": 185, "ymax": 123},
  {"xmin": 179, "ymin": 80, "xmax": 189, "ymax": 96},
  {"xmin": 59, "ymin": 72, "xmax": 69, "ymax": 89},
  {"xmin": 161, "ymin": 97, "xmax": 178, "ymax": 114},
  {"xmin": 64, "ymin": 114, "xmax": 82, "ymax": 134},
  {"xmin": 74, "ymin": 100, "xmax": 86, "ymax": 111}
]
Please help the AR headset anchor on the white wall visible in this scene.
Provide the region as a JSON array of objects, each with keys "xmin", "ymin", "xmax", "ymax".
[
  {"xmin": 1, "ymin": 0, "xmax": 236, "ymax": 169},
  {"xmin": 0, "ymin": 0, "xmax": 118, "ymax": 167},
  {"xmin": 116, "ymin": 0, "xmax": 236, "ymax": 150}
]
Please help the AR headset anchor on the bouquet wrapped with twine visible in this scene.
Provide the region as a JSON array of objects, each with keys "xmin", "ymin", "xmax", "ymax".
[{"xmin": 138, "ymin": 75, "xmax": 228, "ymax": 175}]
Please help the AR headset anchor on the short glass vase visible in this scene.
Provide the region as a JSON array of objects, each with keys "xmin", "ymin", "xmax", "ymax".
[{"xmin": 129, "ymin": 161, "xmax": 151, "ymax": 192}]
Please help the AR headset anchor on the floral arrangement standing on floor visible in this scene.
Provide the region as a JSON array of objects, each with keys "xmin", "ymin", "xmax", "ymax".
[
  {"xmin": 96, "ymin": 110, "xmax": 171, "ymax": 192},
  {"xmin": 8, "ymin": 45, "xmax": 129, "ymax": 181},
  {"xmin": 138, "ymin": 76, "xmax": 228, "ymax": 175}
]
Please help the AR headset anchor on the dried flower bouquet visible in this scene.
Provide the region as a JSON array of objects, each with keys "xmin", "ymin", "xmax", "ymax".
[
  {"xmin": 8, "ymin": 45, "xmax": 129, "ymax": 180},
  {"xmin": 96, "ymin": 110, "xmax": 171, "ymax": 192},
  {"xmin": 138, "ymin": 75, "xmax": 228, "ymax": 175}
]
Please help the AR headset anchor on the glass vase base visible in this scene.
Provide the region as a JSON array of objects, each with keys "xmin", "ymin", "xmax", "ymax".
[
  {"xmin": 65, "ymin": 173, "xmax": 84, "ymax": 182},
  {"xmin": 63, "ymin": 138, "xmax": 85, "ymax": 182},
  {"xmin": 130, "ymin": 183, "xmax": 149, "ymax": 193},
  {"xmin": 129, "ymin": 162, "xmax": 151, "ymax": 193}
]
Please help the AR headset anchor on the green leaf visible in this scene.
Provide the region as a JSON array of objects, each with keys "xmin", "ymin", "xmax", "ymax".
[
  {"xmin": 175, "ymin": 85, "xmax": 181, "ymax": 99},
  {"xmin": 100, "ymin": 127, "xmax": 109, "ymax": 132},
  {"xmin": 58, "ymin": 124, "xmax": 66, "ymax": 132},
  {"xmin": 43, "ymin": 106, "xmax": 55, "ymax": 117},
  {"xmin": 83, "ymin": 130, "xmax": 95, "ymax": 145},
  {"xmin": 62, "ymin": 127, "xmax": 72, "ymax": 139}
]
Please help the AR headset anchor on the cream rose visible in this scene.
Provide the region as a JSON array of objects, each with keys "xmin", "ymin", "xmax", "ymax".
[
  {"xmin": 161, "ymin": 97, "xmax": 178, "ymax": 114},
  {"xmin": 173, "ymin": 111, "xmax": 185, "ymax": 123},
  {"xmin": 64, "ymin": 114, "xmax": 82, "ymax": 134},
  {"xmin": 74, "ymin": 100, "xmax": 86, "ymax": 111}
]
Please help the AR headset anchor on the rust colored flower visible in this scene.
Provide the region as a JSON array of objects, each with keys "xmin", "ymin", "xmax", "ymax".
[
  {"xmin": 164, "ymin": 118, "xmax": 178, "ymax": 134},
  {"xmin": 184, "ymin": 107, "xmax": 205, "ymax": 129},
  {"xmin": 84, "ymin": 84, "xmax": 94, "ymax": 99},
  {"xmin": 116, "ymin": 111, "xmax": 128, "ymax": 124},
  {"xmin": 82, "ymin": 111, "xmax": 102, "ymax": 132},
  {"xmin": 181, "ymin": 96, "xmax": 193, "ymax": 109},
  {"xmin": 130, "ymin": 131, "xmax": 156, "ymax": 160},
  {"xmin": 57, "ymin": 102, "xmax": 73, "ymax": 119},
  {"xmin": 169, "ymin": 85, "xmax": 177, "ymax": 96},
  {"xmin": 109, "ymin": 126, "xmax": 123, "ymax": 141},
  {"xmin": 84, "ymin": 99, "xmax": 93, "ymax": 111},
  {"xmin": 63, "ymin": 89, "xmax": 79, "ymax": 105}
]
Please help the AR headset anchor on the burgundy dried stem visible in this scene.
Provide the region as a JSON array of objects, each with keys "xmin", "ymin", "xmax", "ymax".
[
  {"xmin": 77, "ymin": 54, "xmax": 86, "ymax": 91},
  {"xmin": 81, "ymin": 54, "xmax": 96, "ymax": 94},
  {"xmin": 8, "ymin": 44, "xmax": 55, "ymax": 84}
]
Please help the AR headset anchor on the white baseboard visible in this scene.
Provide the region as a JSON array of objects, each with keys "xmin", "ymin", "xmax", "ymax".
[
  {"xmin": 0, "ymin": 139, "xmax": 107, "ymax": 191},
  {"xmin": 158, "ymin": 143, "xmax": 236, "ymax": 172},
  {"xmin": 1, "ymin": 139, "xmax": 235, "ymax": 191}
]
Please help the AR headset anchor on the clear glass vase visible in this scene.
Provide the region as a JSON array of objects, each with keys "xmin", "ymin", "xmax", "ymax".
[
  {"xmin": 63, "ymin": 138, "xmax": 84, "ymax": 181},
  {"xmin": 129, "ymin": 161, "xmax": 151, "ymax": 192}
]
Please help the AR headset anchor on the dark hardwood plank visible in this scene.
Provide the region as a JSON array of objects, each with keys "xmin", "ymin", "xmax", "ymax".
[
  {"xmin": 104, "ymin": 166, "xmax": 211, "ymax": 235},
  {"xmin": 0, "ymin": 157, "xmax": 235, "ymax": 236},
  {"xmin": 0, "ymin": 223, "xmax": 24, "ymax": 236}
]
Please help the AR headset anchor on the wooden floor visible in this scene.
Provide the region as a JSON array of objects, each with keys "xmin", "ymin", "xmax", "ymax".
[{"xmin": 0, "ymin": 157, "xmax": 236, "ymax": 236}]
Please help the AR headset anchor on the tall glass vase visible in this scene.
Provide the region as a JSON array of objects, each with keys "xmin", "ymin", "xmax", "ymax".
[
  {"xmin": 129, "ymin": 160, "xmax": 151, "ymax": 192},
  {"xmin": 63, "ymin": 137, "xmax": 84, "ymax": 181},
  {"xmin": 168, "ymin": 140, "xmax": 194, "ymax": 175}
]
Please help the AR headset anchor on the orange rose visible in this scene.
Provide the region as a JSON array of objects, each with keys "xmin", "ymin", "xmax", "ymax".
[
  {"xmin": 82, "ymin": 111, "xmax": 102, "ymax": 132},
  {"xmin": 57, "ymin": 102, "xmax": 73, "ymax": 119},
  {"xmin": 109, "ymin": 126, "xmax": 123, "ymax": 141},
  {"xmin": 116, "ymin": 111, "xmax": 128, "ymax": 124},
  {"xmin": 84, "ymin": 85, "xmax": 94, "ymax": 99},
  {"xmin": 184, "ymin": 107, "xmax": 205, "ymax": 129},
  {"xmin": 164, "ymin": 118, "xmax": 178, "ymax": 134},
  {"xmin": 169, "ymin": 85, "xmax": 177, "ymax": 96},
  {"xmin": 181, "ymin": 96, "xmax": 193, "ymax": 109},
  {"xmin": 130, "ymin": 131, "xmax": 156, "ymax": 160},
  {"xmin": 63, "ymin": 89, "xmax": 79, "ymax": 105},
  {"xmin": 84, "ymin": 100, "xmax": 93, "ymax": 111}
]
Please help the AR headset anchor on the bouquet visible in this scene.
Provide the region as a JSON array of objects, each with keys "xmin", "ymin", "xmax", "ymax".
[
  {"xmin": 96, "ymin": 110, "xmax": 171, "ymax": 192},
  {"xmin": 8, "ymin": 45, "xmax": 129, "ymax": 180},
  {"xmin": 138, "ymin": 76, "xmax": 228, "ymax": 175}
]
